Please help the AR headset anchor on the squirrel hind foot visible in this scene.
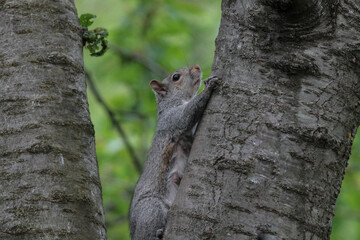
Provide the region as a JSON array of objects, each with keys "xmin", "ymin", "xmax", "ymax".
[{"xmin": 156, "ymin": 228, "xmax": 164, "ymax": 240}]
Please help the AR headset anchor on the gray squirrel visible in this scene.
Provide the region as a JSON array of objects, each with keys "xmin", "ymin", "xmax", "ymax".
[{"xmin": 129, "ymin": 64, "xmax": 219, "ymax": 240}]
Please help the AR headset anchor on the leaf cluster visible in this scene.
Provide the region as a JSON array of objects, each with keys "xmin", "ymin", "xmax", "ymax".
[{"xmin": 80, "ymin": 14, "xmax": 109, "ymax": 56}]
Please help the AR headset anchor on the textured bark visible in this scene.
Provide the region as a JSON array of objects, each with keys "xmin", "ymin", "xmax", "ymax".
[
  {"xmin": 165, "ymin": 0, "xmax": 360, "ymax": 239},
  {"xmin": 0, "ymin": 1, "xmax": 106, "ymax": 239}
]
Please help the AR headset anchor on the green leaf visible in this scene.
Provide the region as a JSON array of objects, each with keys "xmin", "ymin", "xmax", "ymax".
[
  {"xmin": 79, "ymin": 13, "xmax": 97, "ymax": 27},
  {"xmin": 88, "ymin": 31, "xmax": 97, "ymax": 41}
]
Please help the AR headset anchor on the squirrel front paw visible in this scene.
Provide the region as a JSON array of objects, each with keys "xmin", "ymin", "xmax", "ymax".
[{"xmin": 204, "ymin": 76, "xmax": 220, "ymax": 89}]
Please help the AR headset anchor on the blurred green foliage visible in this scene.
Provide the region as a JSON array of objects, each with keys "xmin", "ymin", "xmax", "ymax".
[
  {"xmin": 332, "ymin": 128, "xmax": 360, "ymax": 239},
  {"xmin": 75, "ymin": 1, "xmax": 360, "ymax": 239},
  {"xmin": 75, "ymin": 1, "xmax": 220, "ymax": 239}
]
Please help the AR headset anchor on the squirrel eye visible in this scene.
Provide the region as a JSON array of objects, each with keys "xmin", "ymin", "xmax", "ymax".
[{"xmin": 172, "ymin": 74, "xmax": 181, "ymax": 81}]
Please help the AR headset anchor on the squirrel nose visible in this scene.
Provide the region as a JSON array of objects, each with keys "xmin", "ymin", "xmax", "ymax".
[{"xmin": 193, "ymin": 64, "xmax": 201, "ymax": 71}]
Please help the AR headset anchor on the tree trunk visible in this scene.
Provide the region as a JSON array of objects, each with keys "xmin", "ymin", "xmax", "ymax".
[
  {"xmin": 0, "ymin": 1, "xmax": 106, "ymax": 239},
  {"xmin": 165, "ymin": 0, "xmax": 360, "ymax": 239}
]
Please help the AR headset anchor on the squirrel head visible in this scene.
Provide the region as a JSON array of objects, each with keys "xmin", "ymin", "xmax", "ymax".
[{"xmin": 150, "ymin": 65, "xmax": 202, "ymax": 102}]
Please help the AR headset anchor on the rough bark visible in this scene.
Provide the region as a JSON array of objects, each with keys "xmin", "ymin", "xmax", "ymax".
[
  {"xmin": 0, "ymin": 1, "xmax": 106, "ymax": 239},
  {"xmin": 165, "ymin": 0, "xmax": 360, "ymax": 239}
]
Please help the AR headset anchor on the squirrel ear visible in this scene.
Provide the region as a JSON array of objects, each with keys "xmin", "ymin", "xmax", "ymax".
[{"xmin": 150, "ymin": 80, "xmax": 167, "ymax": 96}]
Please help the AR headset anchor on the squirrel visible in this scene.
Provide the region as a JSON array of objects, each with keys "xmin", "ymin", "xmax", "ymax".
[{"xmin": 129, "ymin": 64, "xmax": 219, "ymax": 240}]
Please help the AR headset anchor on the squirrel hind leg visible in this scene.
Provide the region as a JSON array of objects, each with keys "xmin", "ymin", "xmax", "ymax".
[
  {"xmin": 172, "ymin": 171, "xmax": 182, "ymax": 185},
  {"xmin": 165, "ymin": 170, "xmax": 184, "ymax": 206},
  {"xmin": 131, "ymin": 198, "xmax": 167, "ymax": 240}
]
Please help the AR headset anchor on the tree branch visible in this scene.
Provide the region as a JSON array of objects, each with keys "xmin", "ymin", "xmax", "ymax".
[
  {"xmin": 85, "ymin": 70, "xmax": 142, "ymax": 174},
  {"xmin": 109, "ymin": 43, "xmax": 168, "ymax": 77}
]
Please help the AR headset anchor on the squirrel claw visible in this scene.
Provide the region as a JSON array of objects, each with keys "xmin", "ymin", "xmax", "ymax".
[{"xmin": 204, "ymin": 76, "xmax": 220, "ymax": 88}]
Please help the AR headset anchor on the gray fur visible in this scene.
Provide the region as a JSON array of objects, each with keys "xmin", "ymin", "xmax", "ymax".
[{"xmin": 129, "ymin": 65, "xmax": 219, "ymax": 240}]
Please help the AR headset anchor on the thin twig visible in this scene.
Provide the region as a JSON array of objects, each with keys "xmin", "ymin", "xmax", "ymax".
[
  {"xmin": 85, "ymin": 70, "xmax": 142, "ymax": 174},
  {"xmin": 109, "ymin": 43, "xmax": 168, "ymax": 77},
  {"xmin": 115, "ymin": 110, "xmax": 148, "ymax": 120}
]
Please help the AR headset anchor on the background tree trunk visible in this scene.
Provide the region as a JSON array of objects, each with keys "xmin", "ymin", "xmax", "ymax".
[
  {"xmin": 165, "ymin": 0, "xmax": 360, "ymax": 239},
  {"xmin": 0, "ymin": 0, "xmax": 106, "ymax": 239}
]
